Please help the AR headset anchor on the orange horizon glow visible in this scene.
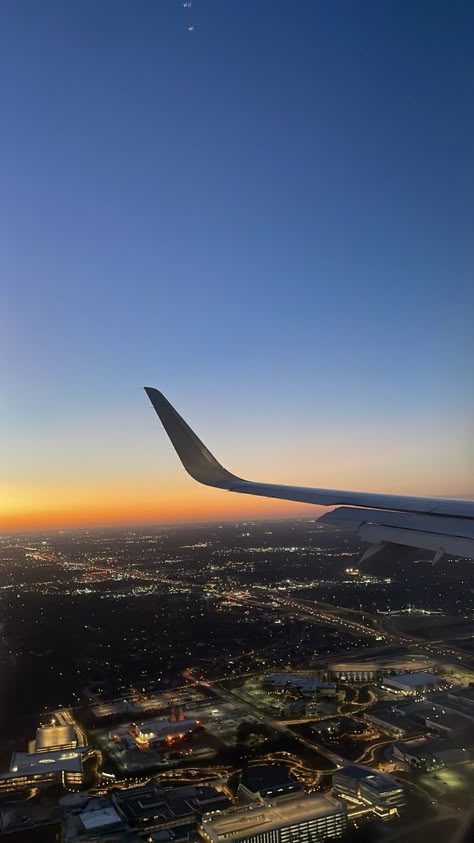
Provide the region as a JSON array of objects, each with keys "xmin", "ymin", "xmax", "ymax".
[
  {"xmin": 3, "ymin": 413, "xmax": 472, "ymax": 533},
  {"xmin": 2, "ymin": 3, "xmax": 473, "ymax": 541},
  {"xmin": 0, "ymin": 496, "xmax": 316, "ymax": 532},
  {"xmin": 3, "ymin": 477, "xmax": 473, "ymax": 533}
]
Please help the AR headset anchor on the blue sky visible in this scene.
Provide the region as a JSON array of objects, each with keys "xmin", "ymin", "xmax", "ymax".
[{"xmin": 1, "ymin": 0, "xmax": 473, "ymax": 528}]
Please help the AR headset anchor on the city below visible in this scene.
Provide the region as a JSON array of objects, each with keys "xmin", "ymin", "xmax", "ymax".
[{"xmin": 1, "ymin": 519, "xmax": 474, "ymax": 843}]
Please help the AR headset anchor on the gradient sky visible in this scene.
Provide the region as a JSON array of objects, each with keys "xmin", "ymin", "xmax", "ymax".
[{"xmin": 2, "ymin": 0, "xmax": 473, "ymax": 531}]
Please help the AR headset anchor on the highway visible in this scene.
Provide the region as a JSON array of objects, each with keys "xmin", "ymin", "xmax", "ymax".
[
  {"xmin": 83, "ymin": 558, "xmax": 474, "ymax": 669},
  {"xmin": 241, "ymin": 590, "xmax": 474, "ymax": 669}
]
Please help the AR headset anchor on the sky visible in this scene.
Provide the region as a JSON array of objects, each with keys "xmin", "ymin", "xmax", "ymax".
[{"xmin": 1, "ymin": 0, "xmax": 473, "ymax": 531}]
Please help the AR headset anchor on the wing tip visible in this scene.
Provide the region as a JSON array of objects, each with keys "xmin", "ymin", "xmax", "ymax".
[
  {"xmin": 144, "ymin": 386, "xmax": 169, "ymax": 413},
  {"xmin": 144, "ymin": 386, "xmax": 239, "ymax": 489},
  {"xmin": 144, "ymin": 385, "xmax": 161, "ymax": 398}
]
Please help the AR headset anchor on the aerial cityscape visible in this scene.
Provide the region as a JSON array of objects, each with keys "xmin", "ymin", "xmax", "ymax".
[
  {"xmin": 1, "ymin": 521, "xmax": 474, "ymax": 841},
  {"xmin": 2, "ymin": 0, "xmax": 473, "ymax": 842}
]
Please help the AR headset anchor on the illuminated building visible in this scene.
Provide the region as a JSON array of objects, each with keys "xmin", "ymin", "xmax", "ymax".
[
  {"xmin": 332, "ymin": 766, "xmax": 404, "ymax": 819},
  {"xmin": 114, "ymin": 716, "xmax": 199, "ymax": 750},
  {"xmin": 32, "ymin": 724, "xmax": 78, "ymax": 753},
  {"xmin": 362, "ymin": 705, "xmax": 422, "ymax": 738},
  {"xmin": 327, "ymin": 655, "xmax": 433, "ymax": 683},
  {"xmin": 381, "ymin": 672, "xmax": 441, "ymax": 695},
  {"xmin": 199, "ymin": 794, "xmax": 347, "ymax": 843},
  {"xmin": 263, "ymin": 674, "xmax": 336, "ymax": 697},
  {"xmin": 328, "ymin": 663, "xmax": 379, "ymax": 682},
  {"xmin": 0, "ymin": 748, "xmax": 95, "ymax": 793}
]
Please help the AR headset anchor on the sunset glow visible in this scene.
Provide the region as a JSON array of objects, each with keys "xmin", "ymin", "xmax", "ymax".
[{"xmin": 2, "ymin": 2, "xmax": 473, "ymax": 533}]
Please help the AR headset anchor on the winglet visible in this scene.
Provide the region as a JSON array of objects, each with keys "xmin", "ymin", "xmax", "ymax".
[{"xmin": 144, "ymin": 387, "xmax": 240, "ymax": 489}]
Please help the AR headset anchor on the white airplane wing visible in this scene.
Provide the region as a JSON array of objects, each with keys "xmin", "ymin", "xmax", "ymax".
[{"xmin": 145, "ymin": 388, "xmax": 474, "ymax": 561}]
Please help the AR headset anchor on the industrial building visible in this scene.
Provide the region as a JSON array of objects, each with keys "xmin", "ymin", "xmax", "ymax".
[
  {"xmin": 393, "ymin": 739, "xmax": 470, "ymax": 771},
  {"xmin": 90, "ymin": 689, "xmax": 207, "ymax": 722},
  {"xmin": 0, "ymin": 748, "xmax": 95, "ymax": 794},
  {"xmin": 363, "ymin": 705, "xmax": 423, "ymax": 738},
  {"xmin": 448, "ymin": 686, "xmax": 474, "ymax": 707},
  {"xmin": 366, "ymin": 697, "xmax": 474, "ymax": 739},
  {"xmin": 78, "ymin": 804, "xmax": 124, "ymax": 835},
  {"xmin": 332, "ymin": 765, "xmax": 405, "ymax": 819},
  {"xmin": 263, "ymin": 673, "xmax": 336, "ymax": 697},
  {"xmin": 200, "ymin": 794, "xmax": 347, "ymax": 843},
  {"xmin": 112, "ymin": 782, "xmax": 231, "ymax": 834},
  {"xmin": 423, "ymin": 707, "xmax": 472, "ymax": 735},
  {"xmin": 327, "ymin": 663, "xmax": 379, "ymax": 682},
  {"xmin": 327, "ymin": 655, "xmax": 433, "ymax": 683},
  {"xmin": 112, "ymin": 715, "xmax": 199, "ymax": 751},
  {"xmin": 61, "ymin": 787, "xmax": 229, "ymax": 841},
  {"xmin": 61, "ymin": 793, "xmax": 126, "ymax": 840},
  {"xmin": 381, "ymin": 672, "xmax": 442, "ymax": 695},
  {"xmin": 238, "ymin": 765, "xmax": 302, "ymax": 802}
]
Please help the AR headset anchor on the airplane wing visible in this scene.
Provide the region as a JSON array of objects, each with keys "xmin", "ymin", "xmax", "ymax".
[{"xmin": 145, "ymin": 387, "xmax": 474, "ymax": 562}]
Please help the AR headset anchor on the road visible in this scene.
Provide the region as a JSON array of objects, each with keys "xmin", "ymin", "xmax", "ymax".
[
  {"xmin": 355, "ymin": 736, "xmax": 394, "ymax": 766},
  {"xmin": 84, "ymin": 559, "xmax": 474, "ymax": 670},
  {"xmin": 217, "ymin": 590, "xmax": 474, "ymax": 670}
]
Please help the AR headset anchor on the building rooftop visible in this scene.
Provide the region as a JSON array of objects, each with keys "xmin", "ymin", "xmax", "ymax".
[
  {"xmin": 35, "ymin": 724, "xmax": 77, "ymax": 751},
  {"xmin": 432, "ymin": 747, "xmax": 470, "ymax": 763},
  {"xmin": 114, "ymin": 717, "xmax": 198, "ymax": 742},
  {"xmin": 334, "ymin": 765, "xmax": 374, "ymax": 781},
  {"xmin": 360, "ymin": 774, "xmax": 400, "ymax": 793},
  {"xmin": 328, "ymin": 655, "xmax": 432, "ymax": 673},
  {"xmin": 449, "ymin": 686, "xmax": 474, "ymax": 702},
  {"xmin": 148, "ymin": 831, "xmax": 175, "ymax": 842},
  {"xmin": 9, "ymin": 750, "xmax": 83, "ymax": 776},
  {"xmin": 425, "ymin": 710, "xmax": 470, "ymax": 732},
  {"xmin": 240, "ymin": 765, "xmax": 301, "ymax": 796},
  {"xmin": 364, "ymin": 706, "xmax": 422, "ymax": 735},
  {"xmin": 201, "ymin": 794, "xmax": 345, "ymax": 839},
  {"xmin": 386, "ymin": 672, "xmax": 439, "ymax": 688},
  {"xmin": 114, "ymin": 784, "xmax": 230, "ymax": 824},
  {"xmin": 140, "ymin": 718, "xmax": 197, "ymax": 737},
  {"xmin": 328, "ymin": 662, "xmax": 380, "ymax": 672},
  {"xmin": 334, "ymin": 765, "xmax": 400, "ymax": 793},
  {"xmin": 395, "ymin": 738, "xmax": 468, "ymax": 758},
  {"xmin": 264, "ymin": 674, "xmax": 334, "ymax": 691},
  {"xmin": 80, "ymin": 805, "xmax": 123, "ymax": 831},
  {"xmin": 394, "ymin": 739, "xmax": 435, "ymax": 759}
]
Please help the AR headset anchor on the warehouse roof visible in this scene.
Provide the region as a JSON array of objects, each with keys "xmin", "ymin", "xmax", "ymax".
[
  {"xmin": 240, "ymin": 765, "xmax": 301, "ymax": 797},
  {"xmin": 385, "ymin": 672, "xmax": 439, "ymax": 688},
  {"xmin": 80, "ymin": 806, "xmax": 123, "ymax": 831}
]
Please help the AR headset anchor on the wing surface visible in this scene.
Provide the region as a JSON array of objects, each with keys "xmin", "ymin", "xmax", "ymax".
[{"xmin": 145, "ymin": 388, "xmax": 474, "ymax": 560}]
